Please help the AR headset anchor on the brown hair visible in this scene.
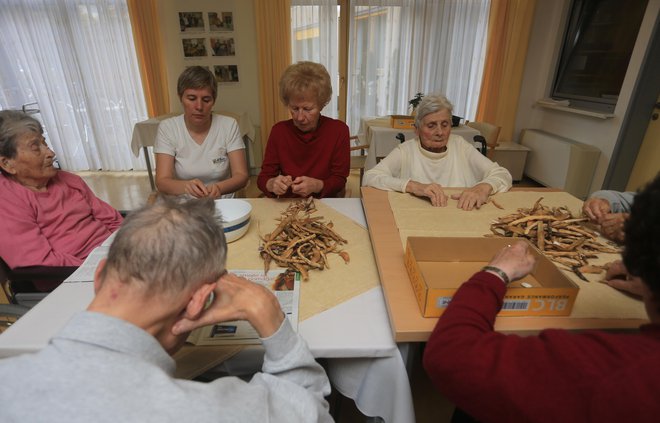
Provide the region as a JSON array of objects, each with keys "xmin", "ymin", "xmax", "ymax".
[{"xmin": 177, "ymin": 66, "xmax": 218, "ymax": 101}]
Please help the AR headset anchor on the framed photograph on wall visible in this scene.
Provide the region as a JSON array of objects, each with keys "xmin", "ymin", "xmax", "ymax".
[
  {"xmin": 214, "ymin": 65, "xmax": 239, "ymax": 84},
  {"xmin": 182, "ymin": 38, "xmax": 207, "ymax": 58},
  {"xmin": 210, "ymin": 37, "xmax": 235, "ymax": 57},
  {"xmin": 209, "ymin": 12, "xmax": 234, "ymax": 32},
  {"xmin": 179, "ymin": 12, "xmax": 204, "ymax": 32}
]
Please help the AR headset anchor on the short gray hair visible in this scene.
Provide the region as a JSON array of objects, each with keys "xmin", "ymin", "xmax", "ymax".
[
  {"xmin": 101, "ymin": 197, "xmax": 227, "ymax": 296},
  {"xmin": 0, "ymin": 110, "xmax": 43, "ymax": 160},
  {"xmin": 414, "ymin": 94, "xmax": 454, "ymax": 128}
]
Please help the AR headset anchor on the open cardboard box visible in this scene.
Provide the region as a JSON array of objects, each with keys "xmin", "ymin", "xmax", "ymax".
[{"xmin": 404, "ymin": 237, "xmax": 579, "ymax": 318}]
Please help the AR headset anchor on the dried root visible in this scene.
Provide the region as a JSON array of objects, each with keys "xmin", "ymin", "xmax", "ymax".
[
  {"xmin": 259, "ymin": 198, "xmax": 349, "ymax": 280},
  {"xmin": 487, "ymin": 198, "xmax": 621, "ymax": 281}
]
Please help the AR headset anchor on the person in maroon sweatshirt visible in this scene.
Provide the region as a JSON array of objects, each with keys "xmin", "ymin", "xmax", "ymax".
[
  {"xmin": 424, "ymin": 173, "xmax": 660, "ymax": 423},
  {"xmin": 257, "ymin": 61, "xmax": 349, "ymax": 198}
]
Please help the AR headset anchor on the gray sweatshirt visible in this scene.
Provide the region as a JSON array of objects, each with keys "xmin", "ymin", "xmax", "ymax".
[{"xmin": 0, "ymin": 311, "xmax": 332, "ymax": 422}]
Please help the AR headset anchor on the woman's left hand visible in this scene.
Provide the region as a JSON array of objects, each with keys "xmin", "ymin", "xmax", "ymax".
[
  {"xmin": 451, "ymin": 183, "xmax": 492, "ymax": 210},
  {"xmin": 291, "ymin": 176, "xmax": 322, "ymax": 197}
]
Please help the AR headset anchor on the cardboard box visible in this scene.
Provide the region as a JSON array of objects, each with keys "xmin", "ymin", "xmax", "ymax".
[
  {"xmin": 404, "ymin": 237, "xmax": 579, "ymax": 318},
  {"xmin": 390, "ymin": 115, "xmax": 415, "ymax": 129}
]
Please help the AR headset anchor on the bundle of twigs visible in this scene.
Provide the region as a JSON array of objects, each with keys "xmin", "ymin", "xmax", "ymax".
[
  {"xmin": 487, "ymin": 197, "xmax": 620, "ymax": 281},
  {"xmin": 259, "ymin": 198, "xmax": 349, "ymax": 280}
]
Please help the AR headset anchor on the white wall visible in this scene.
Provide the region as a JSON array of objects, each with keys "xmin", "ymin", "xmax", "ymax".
[
  {"xmin": 156, "ymin": 0, "xmax": 260, "ymax": 126},
  {"xmin": 514, "ymin": 0, "xmax": 660, "ymax": 194}
]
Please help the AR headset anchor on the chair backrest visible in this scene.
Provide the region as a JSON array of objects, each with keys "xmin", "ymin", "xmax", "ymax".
[
  {"xmin": 466, "ymin": 121, "xmax": 501, "ymax": 149},
  {"xmin": 349, "ymin": 135, "xmax": 369, "ymax": 189}
]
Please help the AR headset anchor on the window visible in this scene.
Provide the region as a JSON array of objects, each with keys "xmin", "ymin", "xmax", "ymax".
[
  {"xmin": 551, "ymin": 0, "xmax": 649, "ymax": 112},
  {"xmin": 0, "ymin": 0, "xmax": 148, "ymax": 171},
  {"xmin": 291, "ymin": 0, "xmax": 490, "ymax": 134}
]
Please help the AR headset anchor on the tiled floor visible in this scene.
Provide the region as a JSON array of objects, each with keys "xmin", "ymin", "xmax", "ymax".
[{"xmin": 74, "ymin": 170, "xmax": 542, "ymax": 422}]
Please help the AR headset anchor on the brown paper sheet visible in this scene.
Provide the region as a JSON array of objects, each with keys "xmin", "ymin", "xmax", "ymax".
[
  {"xmin": 226, "ymin": 199, "xmax": 379, "ymax": 321},
  {"xmin": 388, "ymin": 190, "xmax": 647, "ymax": 320}
]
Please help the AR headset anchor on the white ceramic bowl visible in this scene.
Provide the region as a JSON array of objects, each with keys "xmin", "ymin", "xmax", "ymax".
[{"xmin": 214, "ymin": 199, "xmax": 252, "ymax": 243}]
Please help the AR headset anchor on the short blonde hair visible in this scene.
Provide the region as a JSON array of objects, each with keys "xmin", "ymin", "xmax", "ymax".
[{"xmin": 279, "ymin": 61, "xmax": 332, "ymax": 108}]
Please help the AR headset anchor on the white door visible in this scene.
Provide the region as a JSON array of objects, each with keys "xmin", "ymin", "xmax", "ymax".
[{"xmin": 626, "ymin": 94, "xmax": 660, "ymax": 191}]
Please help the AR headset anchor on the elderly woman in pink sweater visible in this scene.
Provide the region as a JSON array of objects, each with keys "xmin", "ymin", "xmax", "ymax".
[{"xmin": 0, "ymin": 110, "xmax": 122, "ymax": 269}]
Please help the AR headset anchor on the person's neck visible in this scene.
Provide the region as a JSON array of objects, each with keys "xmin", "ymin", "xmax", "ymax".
[
  {"xmin": 184, "ymin": 115, "xmax": 212, "ymax": 135},
  {"xmin": 11, "ymin": 175, "xmax": 50, "ymax": 192},
  {"xmin": 88, "ymin": 279, "xmax": 185, "ymax": 342}
]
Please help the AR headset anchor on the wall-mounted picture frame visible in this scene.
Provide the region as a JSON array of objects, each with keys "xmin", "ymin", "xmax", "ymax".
[
  {"xmin": 209, "ymin": 12, "xmax": 234, "ymax": 32},
  {"xmin": 210, "ymin": 37, "xmax": 235, "ymax": 57},
  {"xmin": 214, "ymin": 65, "xmax": 239, "ymax": 83},
  {"xmin": 179, "ymin": 12, "xmax": 204, "ymax": 32},
  {"xmin": 182, "ymin": 38, "xmax": 207, "ymax": 58}
]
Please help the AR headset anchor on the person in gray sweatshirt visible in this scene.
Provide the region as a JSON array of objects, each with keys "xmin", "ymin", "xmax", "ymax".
[{"xmin": 0, "ymin": 197, "xmax": 332, "ymax": 423}]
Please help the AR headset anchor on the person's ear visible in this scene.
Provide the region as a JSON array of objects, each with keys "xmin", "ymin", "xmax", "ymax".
[
  {"xmin": 184, "ymin": 282, "xmax": 217, "ymax": 320},
  {"xmin": 0, "ymin": 156, "xmax": 15, "ymax": 175},
  {"xmin": 93, "ymin": 259, "xmax": 107, "ymax": 294}
]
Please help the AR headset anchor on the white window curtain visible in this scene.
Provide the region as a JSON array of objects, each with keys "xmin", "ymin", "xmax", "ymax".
[
  {"xmin": 348, "ymin": 0, "xmax": 490, "ymax": 132},
  {"xmin": 291, "ymin": 0, "xmax": 340, "ymax": 118},
  {"xmin": 0, "ymin": 0, "xmax": 148, "ymax": 171},
  {"xmin": 291, "ymin": 0, "xmax": 490, "ymax": 134}
]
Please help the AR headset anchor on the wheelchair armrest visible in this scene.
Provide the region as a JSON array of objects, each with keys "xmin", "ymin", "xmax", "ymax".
[{"xmin": 10, "ymin": 266, "xmax": 78, "ymax": 280}]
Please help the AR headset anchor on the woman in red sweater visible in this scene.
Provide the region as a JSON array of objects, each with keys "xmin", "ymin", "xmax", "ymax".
[
  {"xmin": 257, "ymin": 61, "xmax": 349, "ymax": 198},
  {"xmin": 424, "ymin": 173, "xmax": 660, "ymax": 422}
]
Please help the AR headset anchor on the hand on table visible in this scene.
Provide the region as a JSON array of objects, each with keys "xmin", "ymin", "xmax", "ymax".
[
  {"xmin": 603, "ymin": 260, "xmax": 644, "ymax": 297},
  {"xmin": 486, "ymin": 241, "xmax": 537, "ymax": 283},
  {"xmin": 172, "ymin": 273, "xmax": 285, "ymax": 338},
  {"xmin": 405, "ymin": 181, "xmax": 448, "ymax": 207},
  {"xmin": 450, "ymin": 183, "xmax": 492, "ymax": 211},
  {"xmin": 291, "ymin": 176, "xmax": 322, "ymax": 197},
  {"xmin": 268, "ymin": 175, "xmax": 293, "ymax": 196}
]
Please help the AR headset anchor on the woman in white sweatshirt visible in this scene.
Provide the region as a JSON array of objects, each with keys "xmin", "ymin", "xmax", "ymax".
[{"xmin": 363, "ymin": 93, "xmax": 511, "ymax": 210}]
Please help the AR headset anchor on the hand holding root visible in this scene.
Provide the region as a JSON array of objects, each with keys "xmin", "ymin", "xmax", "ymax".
[
  {"xmin": 291, "ymin": 176, "xmax": 323, "ymax": 198},
  {"xmin": 599, "ymin": 213, "xmax": 628, "ymax": 243},
  {"xmin": 268, "ymin": 175, "xmax": 293, "ymax": 196},
  {"xmin": 185, "ymin": 178, "xmax": 210, "ymax": 198},
  {"xmin": 582, "ymin": 197, "xmax": 611, "ymax": 222},
  {"xmin": 487, "ymin": 241, "xmax": 537, "ymax": 283}
]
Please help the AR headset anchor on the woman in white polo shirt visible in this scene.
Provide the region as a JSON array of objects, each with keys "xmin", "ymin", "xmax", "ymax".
[{"xmin": 154, "ymin": 66, "xmax": 249, "ymax": 199}]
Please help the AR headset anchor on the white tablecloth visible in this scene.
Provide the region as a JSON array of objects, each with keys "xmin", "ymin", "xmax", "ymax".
[
  {"xmin": 359, "ymin": 116, "xmax": 481, "ymax": 170},
  {"xmin": 0, "ymin": 199, "xmax": 414, "ymax": 423}
]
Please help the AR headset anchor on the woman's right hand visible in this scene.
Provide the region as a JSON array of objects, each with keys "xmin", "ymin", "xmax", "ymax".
[
  {"xmin": 406, "ymin": 181, "xmax": 448, "ymax": 207},
  {"xmin": 487, "ymin": 241, "xmax": 537, "ymax": 282},
  {"xmin": 268, "ymin": 175, "xmax": 293, "ymax": 196},
  {"xmin": 185, "ymin": 178, "xmax": 210, "ymax": 198}
]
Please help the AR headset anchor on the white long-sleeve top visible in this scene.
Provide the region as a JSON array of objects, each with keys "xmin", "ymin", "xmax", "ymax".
[{"xmin": 363, "ymin": 135, "xmax": 512, "ymax": 193}]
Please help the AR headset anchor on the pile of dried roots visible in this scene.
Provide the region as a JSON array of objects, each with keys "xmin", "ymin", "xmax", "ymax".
[
  {"xmin": 259, "ymin": 198, "xmax": 349, "ymax": 280},
  {"xmin": 488, "ymin": 197, "xmax": 620, "ymax": 281}
]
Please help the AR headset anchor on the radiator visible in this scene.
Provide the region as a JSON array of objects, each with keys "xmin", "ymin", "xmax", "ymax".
[{"xmin": 520, "ymin": 129, "xmax": 600, "ymax": 199}]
